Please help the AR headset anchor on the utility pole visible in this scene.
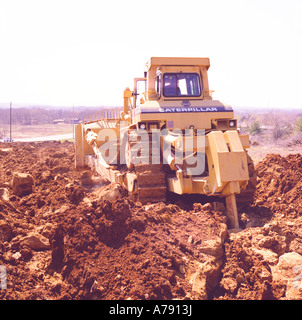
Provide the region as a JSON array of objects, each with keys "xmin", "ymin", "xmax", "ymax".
[
  {"xmin": 10, "ymin": 101, "xmax": 12, "ymax": 142},
  {"xmin": 73, "ymin": 104, "xmax": 75, "ymax": 140}
]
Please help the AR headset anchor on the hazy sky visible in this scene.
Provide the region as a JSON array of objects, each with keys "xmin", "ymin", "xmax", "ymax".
[{"xmin": 0, "ymin": 0, "xmax": 301, "ymax": 108}]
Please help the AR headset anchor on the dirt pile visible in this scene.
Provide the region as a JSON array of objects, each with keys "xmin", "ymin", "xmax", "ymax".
[
  {"xmin": 216, "ymin": 153, "xmax": 302, "ymax": 299},
  {"xmin": 254, "ymin": 153, "xmax": 302, "ymax": 217},
  {"xmin": 0, "ymin": 141, "xmax": 227, "ymax": 300},
  {"xmin": 1, "ymin": 144, "xmax": 302, "ymax": 300}
]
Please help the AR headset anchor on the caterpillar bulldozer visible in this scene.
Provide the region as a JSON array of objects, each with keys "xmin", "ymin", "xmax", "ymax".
[{"xmin": 75, "ymin": 57, "xmax": 255, "ymax": 228}]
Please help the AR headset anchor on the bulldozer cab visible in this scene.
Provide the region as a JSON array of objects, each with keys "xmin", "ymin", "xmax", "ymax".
[
  {"xmin": 144, "ymin": 57, "xmax": 211, "ymax": 102},
  {"xmin": 133, "ymin": 57, "xmax": 211, "ymax": 108}
]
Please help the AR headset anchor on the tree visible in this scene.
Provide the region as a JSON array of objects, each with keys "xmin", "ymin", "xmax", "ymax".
[
  {"xmin": 270, "ymin": 112, "xmax": 287, "ymax": 141},
  {"xmin": 249, "ymin": 121, "xmax": 262, "ymax": 135},
  {"xmin": 295, "ymin": 117, "xmax": 302, "ymax": 133}
]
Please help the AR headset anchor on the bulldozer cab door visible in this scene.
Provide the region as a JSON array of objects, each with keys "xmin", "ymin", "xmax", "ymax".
[{"xmin": 134, "ymin": 78, "xmax": 146, "ymax": 108}]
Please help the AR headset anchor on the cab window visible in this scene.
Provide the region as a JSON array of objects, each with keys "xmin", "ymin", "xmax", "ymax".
[
  {"xmin": 163, "ymin": 73, "xmax": 201, "ymax": 97},
  {"xmin": 135, "ymin": 79, "xmax": 147, "ymax": 107}
]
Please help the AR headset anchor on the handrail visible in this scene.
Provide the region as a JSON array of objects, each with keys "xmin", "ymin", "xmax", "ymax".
[{"xmin": 83, "ymin": 107, "xmax": 123, "ymax": 124}]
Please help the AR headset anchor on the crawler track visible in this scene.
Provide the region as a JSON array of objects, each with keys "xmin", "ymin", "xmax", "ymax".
[{"xmin": 129, "ymin": 164, "xmax": 167, "ymax": 204}]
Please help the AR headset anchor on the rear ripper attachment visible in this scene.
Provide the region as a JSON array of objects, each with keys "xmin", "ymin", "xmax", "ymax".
[{"xmin": 75, "ymin": 57, "xmax": 254, "ymax": 228}]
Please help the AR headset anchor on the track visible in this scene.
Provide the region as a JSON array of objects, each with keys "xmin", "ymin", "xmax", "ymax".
[
  {"xmin": 126, "ymin": 130, "xmax": 167, "ymax": 204},
  {"xmin": 131, "ymin": 163, "xmax": 167, "ymax": 204}
]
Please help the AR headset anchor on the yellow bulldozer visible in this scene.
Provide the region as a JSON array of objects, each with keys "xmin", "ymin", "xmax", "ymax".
[{"xmin": 75, "ymin": 57, "xmax": 255, "ymax": 228}]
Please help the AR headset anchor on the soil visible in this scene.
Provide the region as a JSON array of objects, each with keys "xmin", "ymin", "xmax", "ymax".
[{"xmin": 1, "ymin": 141, "xmax": 302, "ymax": 300}]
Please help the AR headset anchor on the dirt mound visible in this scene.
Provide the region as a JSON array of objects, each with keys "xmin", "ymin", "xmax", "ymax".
[
  {"xmin": 1, "ymin": 143, "xmax": 302, "ymax": 300},
  {"xmin": 216, "ymin": 153, "xmax": 302, "ymax": 300},
  {"xmin": 0, "ymin": 141, "xmax": 227, "ymax": 300},
  {"xmin": 254, "ymin": 153, "xmax": 302, "ymax": 217}
]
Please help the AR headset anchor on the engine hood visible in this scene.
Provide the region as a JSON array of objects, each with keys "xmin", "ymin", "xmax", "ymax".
[
  {"xmin": 134, "ymin": 99, "xmax": 233, "ymax": 116},
  {"xmin": 131, "ymin": 99, "xmax": 234, "ymax": 130}
]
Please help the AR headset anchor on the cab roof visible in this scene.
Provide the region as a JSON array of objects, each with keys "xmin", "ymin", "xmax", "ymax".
[{"xmin": 145, "ymin": 57, "xmax": 210, "ymax": 71}]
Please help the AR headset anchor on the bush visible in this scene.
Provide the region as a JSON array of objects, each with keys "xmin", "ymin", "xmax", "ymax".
[
  {"xmin": 284, "ymin": 132, "xmax": 302, "ymax": 147},
  {"xmin": 249, "ymin": 121, "xmax": 262, "ymax": 135}
]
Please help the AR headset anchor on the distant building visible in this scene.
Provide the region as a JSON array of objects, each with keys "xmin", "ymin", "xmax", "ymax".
[
  {"xmin": 53, "ymin": 118, "xmax": 80, "ymax": 124},
  {"xmin": 64, "ymin": 118, "xmax": 81, "ymax": 124},
  {"xmin": 53, "ymin": 119, "xmax": 65, "ymax": 124},
  {"xmin": 260, "ymin": 125, "xmax": 274, "ymax": 130},
  {"xmin": 3, "ymin": 137, "xmax": 14, "ymax": 142}
]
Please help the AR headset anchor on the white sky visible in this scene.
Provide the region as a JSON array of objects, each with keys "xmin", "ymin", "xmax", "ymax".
[{"xmin": 0, "ymin": 0, "xmax": 302, "ymax": 108}]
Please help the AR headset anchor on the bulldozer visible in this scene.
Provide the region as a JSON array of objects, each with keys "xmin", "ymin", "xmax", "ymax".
[{"xmin": 75, "ymin": 57, "xmax": 255, "ymax": 228}]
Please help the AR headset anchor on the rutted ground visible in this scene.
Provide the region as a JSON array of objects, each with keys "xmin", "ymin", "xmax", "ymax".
[{"xmin": 0, "ymin": 141, "xmax": 302, "ymax": 299}]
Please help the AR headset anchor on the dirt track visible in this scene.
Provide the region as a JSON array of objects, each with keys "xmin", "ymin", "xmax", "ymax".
[{"xmin": 1, "ymin": 141, "xmax": 302, "ymax": 300}]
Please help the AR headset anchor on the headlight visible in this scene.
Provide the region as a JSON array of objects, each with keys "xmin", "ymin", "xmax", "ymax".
[
  {"xmin": 139, "ymin": 123, "xmax": 146, "ymax": 130},
  {"xmin": 229, "ymin": 120, "xmax": 236, "ymax": 128}
]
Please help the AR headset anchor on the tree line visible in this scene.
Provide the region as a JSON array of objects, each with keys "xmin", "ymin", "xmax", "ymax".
[
  {"xmin": 0, "ymin": 106, "xmax": 118, "ymax": 125},
  {"xmin": 236, "ymin": 109, "xmax": 302, "ymax": 145}
]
